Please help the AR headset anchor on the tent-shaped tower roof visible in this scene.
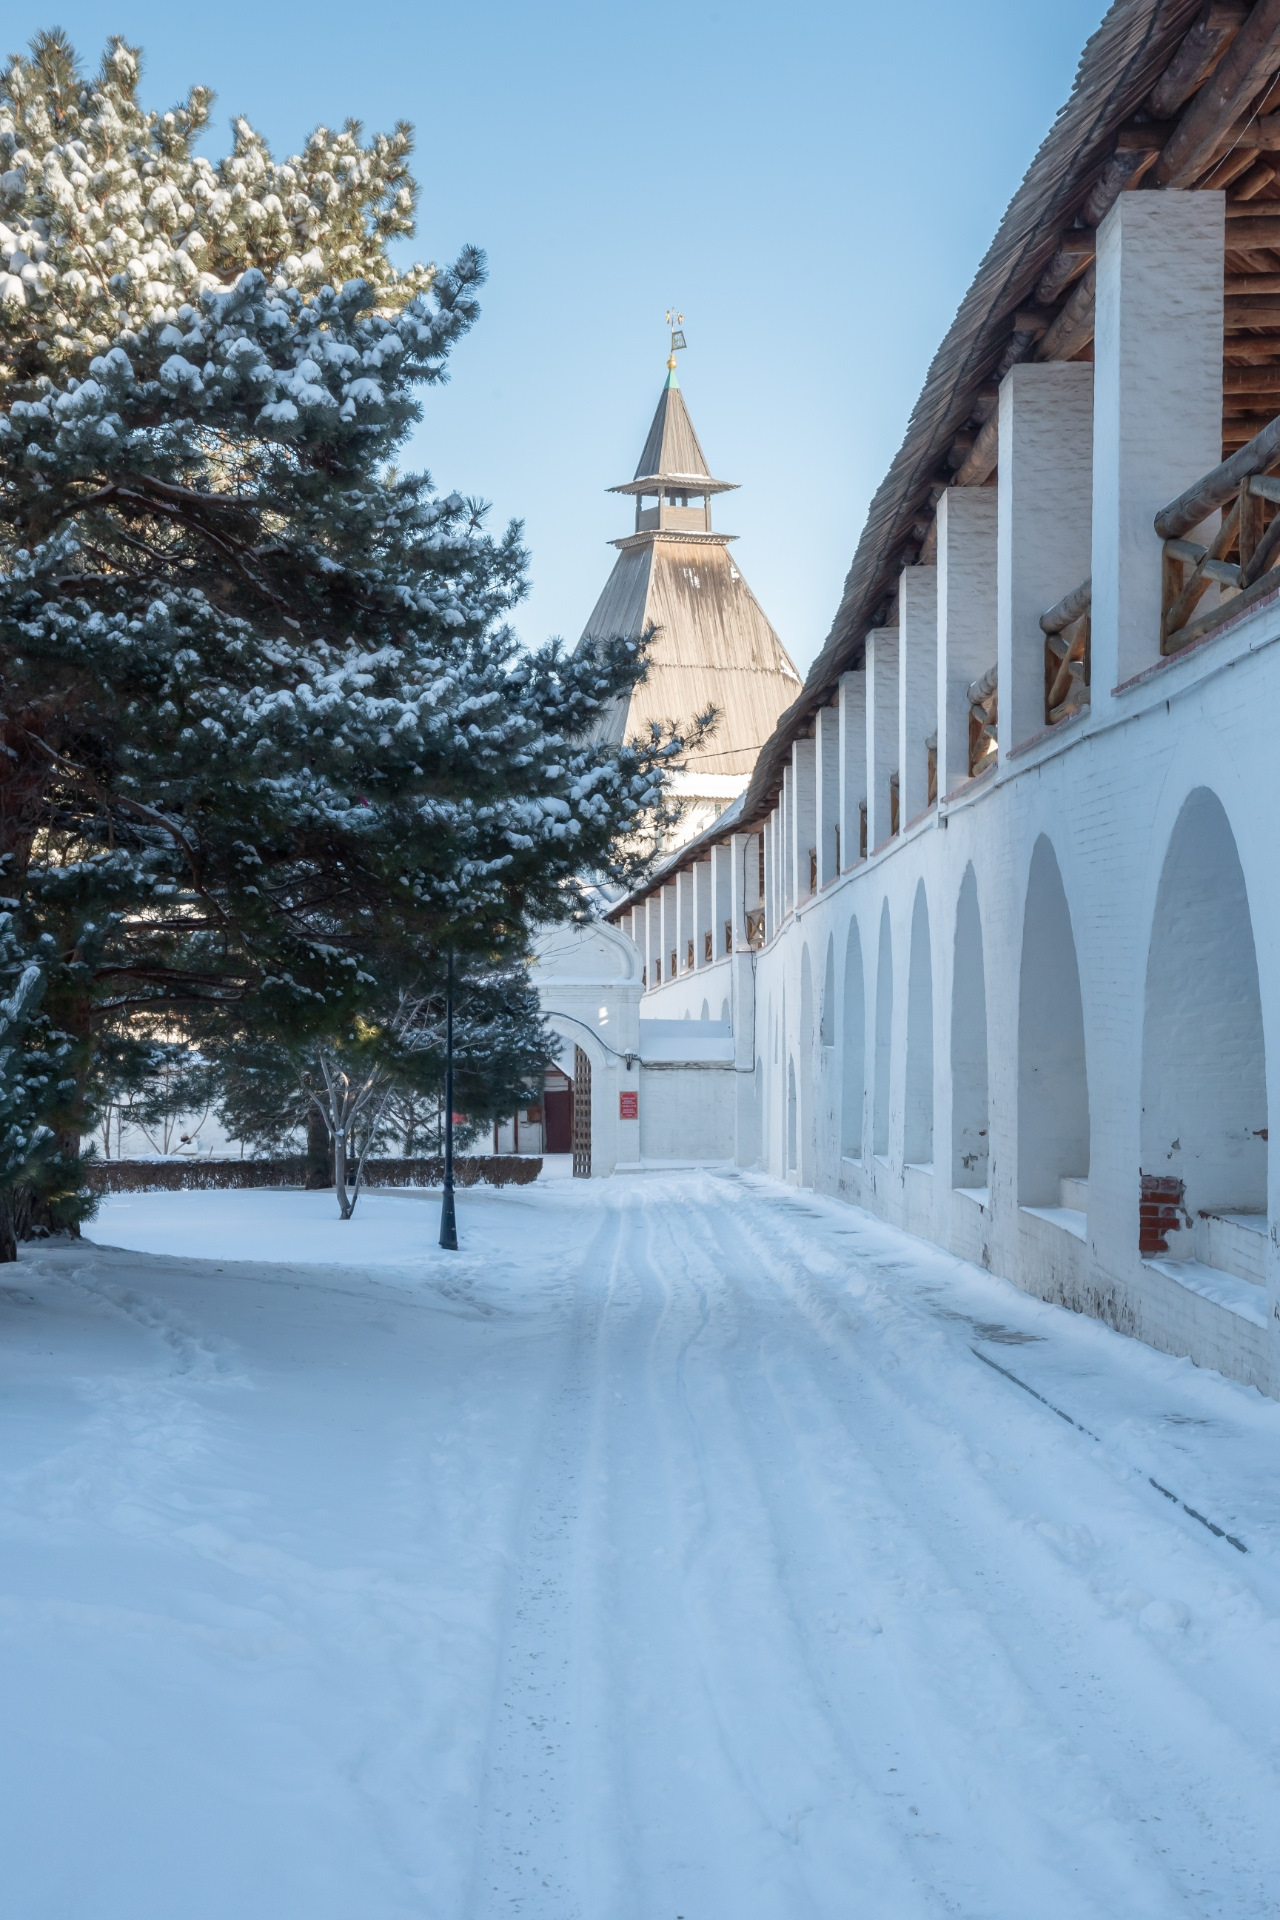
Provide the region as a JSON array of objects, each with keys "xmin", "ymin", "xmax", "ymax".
[
  {"xmin": 578, "ymin": 360, "xmax": 800, "ymax": 817},
  {"xmin": 610, "ymin": 368, "xmax": 737, "ymax": 497}
]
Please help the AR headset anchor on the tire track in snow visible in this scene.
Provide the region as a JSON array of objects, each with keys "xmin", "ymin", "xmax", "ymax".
[
  {"xmin": 671, "ymin": 1186, "xmax": 1181, "ymax": 1916},
  {"xmin": 466, "ymin": 1201, "xmax": 628, "ymax": 1918},
  {"xmin": 701, "ymin": 1177, "xmax": 1280, "ymax": 1917},
  {"xmin": 606, "ymin": 1180, "xmax": 939, "ymax": 1920}
]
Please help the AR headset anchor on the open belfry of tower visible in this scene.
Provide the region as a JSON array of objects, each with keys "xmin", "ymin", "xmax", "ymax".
[{"xmin": 578, "ymin": 335, "xmax": 800, "ymax": 849}]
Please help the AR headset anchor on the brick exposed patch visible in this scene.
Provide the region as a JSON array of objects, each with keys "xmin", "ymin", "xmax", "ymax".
[{"xmin": 1139, "ymin": 1172, "xmax": 1187, "ymax": 1255}]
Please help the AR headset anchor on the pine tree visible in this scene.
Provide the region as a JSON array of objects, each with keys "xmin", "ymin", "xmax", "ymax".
[
  {"xmin": 0, "ymin": 34, "xmax": 687, "ymax": 1253},
  {"xmin": 1, "ymin": 30, "xmax": 432, "ymax": 389},
  {"xmin": 210, "ymin": 957, "xmax": 553, "ymax": 1217}
]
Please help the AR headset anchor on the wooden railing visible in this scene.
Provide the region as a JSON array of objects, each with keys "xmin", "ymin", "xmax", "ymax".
[
  {"xmin": 967, "ymin": 665, "xmax": 998, "ymax": 776},
  {"xmin": 1040, "ymin": 576, "xmax": 1091, "ymax": 724},
  {"xmin": 1156, "ymin": 411, "xmax": 1280, "ymax": 653}
]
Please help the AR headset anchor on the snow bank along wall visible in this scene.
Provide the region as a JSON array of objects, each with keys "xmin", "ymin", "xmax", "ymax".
[{"xmin": 592, "ymin": 0, "xmax": 1280, "ymax": 1402}]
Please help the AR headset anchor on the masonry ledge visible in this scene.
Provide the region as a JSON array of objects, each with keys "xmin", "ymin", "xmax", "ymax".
[
  {"xmin": 955, "ymin": 1184, "xmax": 990, "ymax": 1210},
  {"xmin": 1021, "ymin": 1203, "xmax": 1087, "ymax": 1241},
  {"xmin": 1114, "ymin": 575, "xmax": 1280, "ymax": 700},
  {"xmin": 1003, "ymin": 704, "xmax": 1090, "ymax": 766},
  {"xmin": 1143, "ymin": 1257, "xmax": 1267, "ymax": 1329}
]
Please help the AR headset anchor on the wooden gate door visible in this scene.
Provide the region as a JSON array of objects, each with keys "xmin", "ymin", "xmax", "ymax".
[{"xmin": 572, "ymin": 1045, "xmax": 592, "ymax": 1178}]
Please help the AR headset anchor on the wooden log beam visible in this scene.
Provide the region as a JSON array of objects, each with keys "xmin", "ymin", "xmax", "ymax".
[
  {"xmin": 1225, "ymin": 361, "xmax": 1280, "ymax": 385},
  {"xmin": 1240, "ymin": 486, "xmax": 1280, "ymax": 577},
  {"xmin": 1082, "ymin": 148, "xmax": 1159, "ymax": 226},
  {"xmin": 1156, "ymin": 0, "xmax": 1280, "ymax": 188},
  {"xmin": 1035, "ymin": 229, "xmax": 1098, "ymax": 306},
  {"xmin": 954, "ymin": 412, "xmax": 998, "ymax": 487},
  {"xmin": 1150, "ymin": 0, "xmax": 1249, "ymax": 118},
  {"xmin": 1225, "ymin": 270, "xmax": 1280, "ymax": 289},
  {"xmin": 1222, "ymin": 215, "xmax": 1280, "ymax": 246},
  {"xmin": 1164, "ymin": 551, "xmax": 1280, "ymax": 650},
  {"xmin": 1155, "ymin": 408, "xmax": 1280, "ymax": 537},
  {"xmin": 1035, "ymin": 264, "xmax": 1096, "ymax": 363},
  {"xmin": 1040, "ymin": 576, "xmax": 1093, "ymax": 635}
]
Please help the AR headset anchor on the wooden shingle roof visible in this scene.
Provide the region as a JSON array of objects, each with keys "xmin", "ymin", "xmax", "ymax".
[
  {"xmin": 611, "ymin": 370, "xmax": 738, "ymax": 496},
  {"xmin": 740, "ymin": 0, "xmax": 1233, "ymax": 824},
  {"xmin": 581, "ymin": 371, "xmax": 800, "ymax": 776}
]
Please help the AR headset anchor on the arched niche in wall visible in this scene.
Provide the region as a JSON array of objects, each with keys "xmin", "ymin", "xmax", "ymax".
[
  {"xmin": 820, "ymin": 934, "xmax": 836, "ymax": 1047},
  {"xmin": 873, "ymin": 901, "xmax": 893, "ymax": 1160},
  {"xmin": 787, "ymin": 1055, "xmax": 798, "ymax": 1172},
  {"xmin": 1017, "ymin": 835, "xmax": 1089, "ymax": 1208},
  {"xmin": 841, "ymin": 918, "xmax": 865, "ymax": 1161},
  {"xmin": 1140, "ymin": 787, "xmax": 1267, "ymax": 1247},
  {"xmin": 799, "ymin": 946, "xmax": 816, "ymax": 1186},
  {"xmin": 905, "ymin": 882, "xmax": 934, "ymax": 1168},
  {"xmin": 951, "ymin": 863, "xmax": 990, "ymax": 1192}
]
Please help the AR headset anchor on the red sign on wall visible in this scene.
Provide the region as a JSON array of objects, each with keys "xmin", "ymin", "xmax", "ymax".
[{"xmin": 619, "ymin": 1090, "xmax": 638, "ymax": 1120}]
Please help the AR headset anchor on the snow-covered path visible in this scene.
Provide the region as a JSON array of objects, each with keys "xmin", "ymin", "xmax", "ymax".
[{"xmin": 4, "ymin": 1174, "xmax": 1280, "ymax": 1918}]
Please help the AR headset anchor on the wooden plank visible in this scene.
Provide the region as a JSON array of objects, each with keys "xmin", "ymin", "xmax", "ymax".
[
  {"xmin": 1233, "ymin": 159, "xmax": 1280, "ymax": 196},
  {"xmin": 1239, "ymin": 471, "xmax": 1266, "ymax": 565},
  {"xmin": 1156, "ymin": 0, "xmax": 1280, "ymax": 188},
  {"xmin": 1219, "ymin": 109, "xmax": 1280, "ymax": 145},
  {"xmin": 1241, "ymin": 485, "xmax": 1280, "ymax": 579},
  {"xmin": 1208, "ymin": 145, "xmax": 1271, "ymax": 189},
  {"xmin": 1225, "ymin": 296, "xmax": 1280, "ymax": 325},
  {"xmin": 1225, "ymin": 272, "xmax": 1280, "ymax": 290},
  {"xmin": 1224, "ymin": 362, "xmax": 1280, "ymax": 386},
  {"xmin": 1155, "ymin": 410, "xmax": 1280, "ymax": 538}
]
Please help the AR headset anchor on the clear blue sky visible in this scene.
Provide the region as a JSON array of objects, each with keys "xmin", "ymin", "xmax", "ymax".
[{"xmin": 20, "ymin": 1, "xmax": 1108, "ymax": 674}]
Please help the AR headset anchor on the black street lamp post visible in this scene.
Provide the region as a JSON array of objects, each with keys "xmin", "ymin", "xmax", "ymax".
[{"xmin": 439, "ymin": 950, "xmax": 458, "ymax": 1250}]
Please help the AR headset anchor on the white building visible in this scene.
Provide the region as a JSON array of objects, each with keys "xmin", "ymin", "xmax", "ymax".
[{"xmin": 545, "ymin": 0, "xmax": 1280, "ymax": 1400}]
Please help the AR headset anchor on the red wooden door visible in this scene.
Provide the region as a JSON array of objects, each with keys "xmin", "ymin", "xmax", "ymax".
[{"xmin": 544, "ymin": 1085, "xmax": 572, "ymax": 1153}]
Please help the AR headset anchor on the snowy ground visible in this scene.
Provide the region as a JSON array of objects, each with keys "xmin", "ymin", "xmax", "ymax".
[{"xmin": 4, "ymin": 1174, "xmax": 1280, "ymax": 1918}]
